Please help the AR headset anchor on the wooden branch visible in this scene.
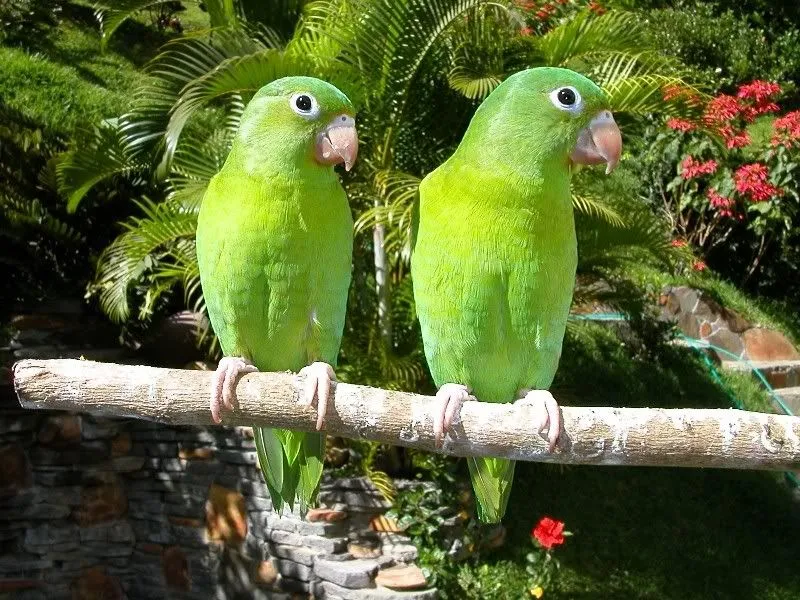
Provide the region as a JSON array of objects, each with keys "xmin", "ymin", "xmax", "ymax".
[{"xmin": 12, "ymin": 359, "xmax": 800, "ymax": 471}]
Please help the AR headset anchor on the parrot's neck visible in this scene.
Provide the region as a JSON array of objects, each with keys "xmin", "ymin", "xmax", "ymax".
[{"xmin": 225, "ymin": 141, "xmax": 333, "ymax": 183}]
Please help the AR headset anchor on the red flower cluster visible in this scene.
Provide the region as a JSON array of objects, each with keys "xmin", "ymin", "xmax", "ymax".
[
  {"xmin": 667, "ymin": 118, "xmax": 695, "ymax": 132},
  {"xmin": 718, "ymin": 125, "xmax": 751, "ymax": 149},
  {"xmin": 681, "ymin": 156, "xmax": 718, "ymax": 179},
  {"xmin": 588, "ymin": 1, "xmax": 607, "ymax": 14},
  {"xmin": 737, "ymin": 80, "xmax": 781, "ymax": 104},
  {"xmin": 772, "ymin": 110, "xmax": 800, "ymax": 148},
  {"xmin": 535, "ymin": 2, "xmax": 557, "ymax": 20},
  {"xmin": 670, "ymin": 239, "xmax": 688, "ymax": 247},
  {"xmin": 703, "ymin": 94, "xmax": 741, "ymax": 125},
  {"xmin": 733, "ymin": 163, "xmax": 782, "ymax": 202},
  {"xmin": 692, "ymin": 260, "xmax": 708, "ymax": 272},
  {"xmin": 520, "ymin": 25, "xmax": 533, "ymax": 36},
  {"xmin": 532, "ymin": 517, "xmax": 565, "ymax": 550},
  {"xmin": 706, "ymin": 188, "xmax": 736, "ymax": 217},
  {"xmin": 662, "ymin": 84, "xmax": 700, "ymax": 106}
]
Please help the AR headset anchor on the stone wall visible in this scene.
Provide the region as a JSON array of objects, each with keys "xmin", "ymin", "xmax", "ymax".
[
  {"xmin": 0, "ymin": 407, "xmax": 436, "ymax": 599},
  {"xmin": 658, "ymin": 285, "xmax": 800, "ymax": 362}
]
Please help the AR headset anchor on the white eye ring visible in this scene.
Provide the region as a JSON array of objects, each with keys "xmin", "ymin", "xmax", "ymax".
[
  {"xmin": 289, "ymin": 92, "xmax": 321, "ymax": 119},
  {"xmin": 549, "ymin": 86, "xmax": 583, "ymax": 113}
]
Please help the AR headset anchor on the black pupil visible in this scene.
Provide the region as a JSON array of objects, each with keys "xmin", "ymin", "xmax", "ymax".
[
  {"xmin": 296, "ymin": 95, "xmax": 312, "ymax": 111},
  {"xmin": 557, "ymin": 88, "xmax": 576, "ymax": 106}
]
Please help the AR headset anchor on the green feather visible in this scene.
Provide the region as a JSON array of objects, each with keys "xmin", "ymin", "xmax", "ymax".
[
  {"xmin": 412, "ymin": 68, "xmax": 611, "ymax": 522},
  {"xmin": 197, "ymin": 77, "xmax": 354, "ymax": 516}
]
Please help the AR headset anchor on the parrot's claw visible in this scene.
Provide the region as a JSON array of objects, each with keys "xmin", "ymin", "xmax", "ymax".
[
  {"xmin": 298, "ymin": 362, "xmax": 336, "ymax": 431},
  {"xmin": 211, "ymin": 357, "xmax": 258, "ymax": 424},
  {"xmin": 432, "ymin": 383, "xmax": 471, "ymax": 448},
  {"xmin": 516, "ymin": 389, "xmax": 561, "ymax": 452}
]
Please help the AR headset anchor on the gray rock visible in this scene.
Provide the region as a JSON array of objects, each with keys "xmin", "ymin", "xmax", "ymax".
[
  {"xmin": 80, "ymin": 521, "xmax": 134, "ymax": 544},
  {"xmin": 215, "ymin": 449, "xmax": 259, "ymax": 465},
  {"xmin": 314, "ymin": 558, "xmax": 379, "ymax": 589},
  {"xmin": 272, "ymin": 544, "xmax": 319, "ymax": 566},
  {"xmin": 302, "ymin": 534, "xmax": 348, "ymax": 554},
  {"xmin": 357, "ymin": 588, "xmax": 437, "ymax": 600},
  {"xmin": 274, "ymin": 558, "xmax": 313, "ymax": 580},
  {"xmin": 268, "ymin": 529, "xmax": 303, "ymax": 546},
  {"xmin": 81, "ymin": 419, "xmax": 119, "ymax": 440},
  {"xmin": 24, "ymin": 523, "xmax": 78, "ymax": 549},
  {"xmin": 111, "ymin": 455, "xmax": 146, "ymax": 472}
]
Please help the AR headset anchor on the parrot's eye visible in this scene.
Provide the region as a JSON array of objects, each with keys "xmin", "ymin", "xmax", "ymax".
[
  {"xmin": 289, "ymin": 93, "xmax": 321, "ymax": 119},
  {"xmin": 549, "ymin": 86, "xmax": 583, "ymax": 113}
]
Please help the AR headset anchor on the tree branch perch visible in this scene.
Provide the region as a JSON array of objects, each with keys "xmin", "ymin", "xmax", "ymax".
[{"xmin": 12, "ymin": 359, "xmax": 800, "ymax": 471}]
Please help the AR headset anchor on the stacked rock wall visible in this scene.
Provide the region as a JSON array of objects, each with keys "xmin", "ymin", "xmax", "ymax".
[{"xmin": 0, "ymin": 407, "xmax": 436, "ymax": 599}]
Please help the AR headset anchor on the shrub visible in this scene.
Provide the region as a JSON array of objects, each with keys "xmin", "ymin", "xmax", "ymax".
[{"xmin": 639, "ymin": 80, "xmax": 800, "ymax": 294}]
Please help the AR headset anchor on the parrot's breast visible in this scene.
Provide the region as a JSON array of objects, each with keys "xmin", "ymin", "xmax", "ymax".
[
  {"xmin": 197, "ymin": 172, "xmax": 353, "ymax": 373},
  {"xmin": 412, "ymin": 162, "xmax": 576, "ymax": 402}
]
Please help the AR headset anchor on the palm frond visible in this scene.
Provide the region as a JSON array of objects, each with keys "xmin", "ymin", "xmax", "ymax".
[
  {"xmin": 537, "ymin": 10, "xmax": 644, "ymax": 66},
  {"xmin": 94, "ymin": 0, "xmax": 178, "ymax": 50},
  {"xmin": 572, "ymin": 192, "xmax": 625, "ymax": 227},
  {"xmin": 0, "ymin": 192, "xmax": 85, "ymax": 243},
  {"xmin": 56, "ymin": 118, "xmax": 151, "ymax": 212},
  {"xmin": 354, "ymin": 169, "xmax": 421, "ymax": 266},
  {"xmin": 604, "ymin": 74, "xmax": 700, "ymax": 117},
  {"xmin": 91, "ymin": 197, "xmax": 198, "ymax": 322}
]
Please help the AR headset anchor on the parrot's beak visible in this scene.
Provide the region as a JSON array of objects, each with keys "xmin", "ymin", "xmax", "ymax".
[
  {"xmin": 315, "ymin": 115, "xmax": 359, "ymax": 172},
  {"xmin": 569, "ymin": 110, "xmax": 622, "ymax": 174}
]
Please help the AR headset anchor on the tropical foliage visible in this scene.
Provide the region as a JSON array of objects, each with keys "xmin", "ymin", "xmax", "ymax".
[{"xmin": 54, "ymin": 0, "xmax": 695, "ymax": 391}]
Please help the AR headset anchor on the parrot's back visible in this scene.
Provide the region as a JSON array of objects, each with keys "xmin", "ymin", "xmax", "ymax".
[
  {"xmin": 197, "ymin": 169, "xmax": 352, "ymax": 512},
  {"xmin": 411, "ymin": 155, "xmax": 577, "ymax": 521}
]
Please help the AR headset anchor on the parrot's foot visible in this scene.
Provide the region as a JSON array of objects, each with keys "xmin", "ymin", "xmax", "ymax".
[
  {"xmin": 432, "ymin": 383, "xmax": 472, "ymax": 448},
  {"xmin": 298, "ymin": 362, "xmax": 336, "ymax": 431},
  {"xmin": 515, "ymin": 389, "xmax": 561, "ymax": 452},
  {"xmin": 211, "ymin": 357, "xmax": 258, "ymax": 424}
]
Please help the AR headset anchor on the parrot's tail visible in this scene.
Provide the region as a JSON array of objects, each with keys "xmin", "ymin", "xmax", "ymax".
[
  {"xmin": 253, "ymin": 426, "xmax": 325, "ymax": 516},
  {"xmin": 467, "ymin": 456, "xmax": 516, "ymax": 523}
]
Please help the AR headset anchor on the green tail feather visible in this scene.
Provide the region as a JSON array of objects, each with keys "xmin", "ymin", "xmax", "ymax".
[
  {"xmin": 253, "ymin": 426, "xmax": 325, "ymax": 516},
  {"xmin": 467, "ymin": 456, "xmax": 516, "ymax": 523}
]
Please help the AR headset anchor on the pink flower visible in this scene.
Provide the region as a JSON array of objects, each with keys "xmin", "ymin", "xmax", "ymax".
[
  {"xmin": 704, "ymin": 94, "xmax": 742, "ymax": 125},
  {"xmin": 588, "ymin": 1, "xmax": 607, "ymax": 14},
  {"xmin": 737, "ymin": 80, "xmax": 781, "ymax": 103},
  {"xmin": 717, "ymin": 125, "xmax": 751, "ymax": 149},
  {"xmin": 772, "ymin": 110, "xmax": 800, "ymax": 147},
  {"xmin": 706, "ymin": 188, "xmax": 737, "ymax": 217},
  {"xmin": 733, "ymin": 163, "xmax": 783, "ymax": 202},
  {"xmin": 520, "ymin": 25, "xmax": 533, "ymax": 36},
  {"xmin": 667, "ymin": 118, "xmax": 695, "ymax": 132},
  {"xmin": 681, "ymin": 156, "xmax": 718, "ymax": 179}
]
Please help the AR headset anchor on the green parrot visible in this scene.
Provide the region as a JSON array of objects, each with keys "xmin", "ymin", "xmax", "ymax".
[
  {"xmin": 411, "ymin": 67, "xmax": 622, "ymax": 523},
  {"xmin": 196, "ymin": 76, "xmax": 358, "ymax": 514}
]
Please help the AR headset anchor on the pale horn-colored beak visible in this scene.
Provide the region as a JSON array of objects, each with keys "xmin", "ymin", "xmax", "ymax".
[
  {"xmin": 315, "ymin": 114, "xmax": 359, "ymax": 171},
  {"xmin": 569, "ymin": 110, "xmax": 622, "ymax": 174}
]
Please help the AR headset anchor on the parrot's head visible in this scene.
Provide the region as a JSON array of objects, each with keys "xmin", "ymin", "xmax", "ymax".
[
  {"xmin": 477, "ymin": 67, "xmax": 622, "ymax": 174},
  {"xmin": 235, "ymin": 76, "xmax": 358, "ymax": 172}
]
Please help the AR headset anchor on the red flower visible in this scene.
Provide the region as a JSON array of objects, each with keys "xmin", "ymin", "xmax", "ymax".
[
  {"xmin": 670, "ymin": 239, "xmax": 687, "ymax": 247},
  {"xmin": 733, "ymin": 163, "xmax": 783, "ymax": 202},
  {"xmin": 703, "ymin": 94, "xmax": 742, "ymax": 126},
  {"xmin": 715, "ymin": 125, "xmax": 750, "ymax": 149},
  {"xmin": 737, "ymin": 80, "xmax": 781, "ymax": 104},
  {"xmin": 588, "ymin": 1, "xmax": 606, "ymax": 14},
  {"xmin": 662, "ymin": 84, "xmax": 685, "ymax": 102},
  {"xmin": 667, "ymin": 118, "xmax": 695, "ymax": 132},
  {"xmin": 520, "ymin": 25, "xmax": 533, "ymax": 36},
  {"xmin": 692, "ymin": 260, "xmax": 707, "ymax": 272},
  {"xmin": 772, "ymin": 110, "xmax": 800, "ymax": 147},
  {"xmin": 706, "ymin": 188, "xmax": 737, "ymax": 217},
  {"xmin": 532, "ymin": 517, "xmax": 566, "ymax": 550},
  {"xmin": 680, "ymin": 156, "xmax": 718, "ymax": 179}
]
